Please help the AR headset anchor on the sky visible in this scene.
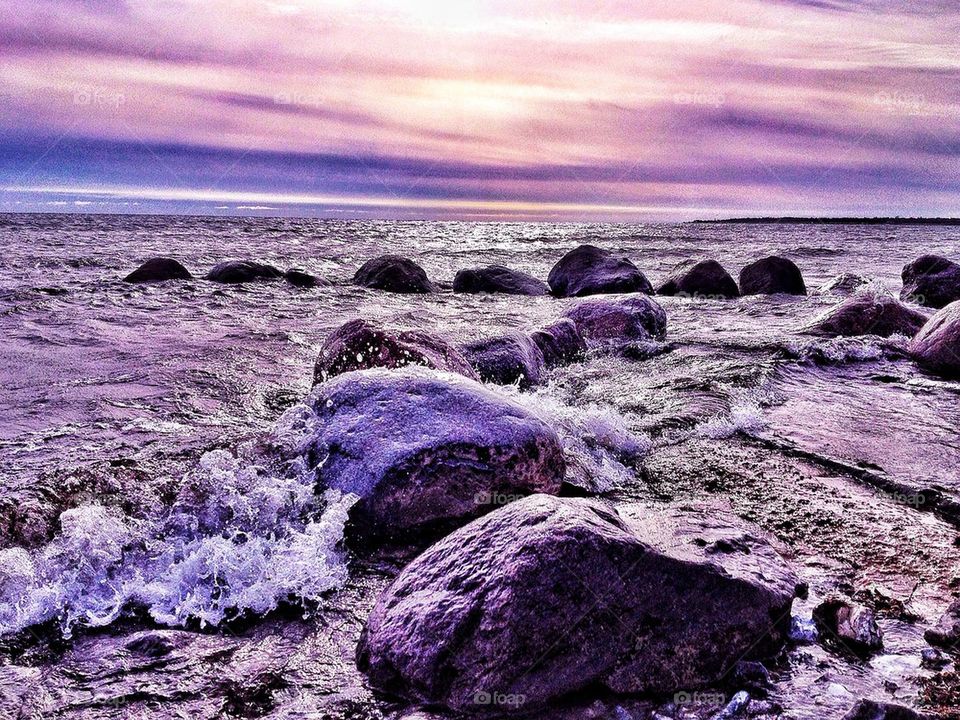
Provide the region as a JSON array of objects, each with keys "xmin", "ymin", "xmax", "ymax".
[{"xmin": 1, "ymin": 0, "xmax": 959, "ymax": 220}]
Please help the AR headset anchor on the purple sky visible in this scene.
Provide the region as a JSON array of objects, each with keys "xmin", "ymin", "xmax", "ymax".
[{"xmin": 2, "ymin": 0, "xmax": 959, "ymax": 220}]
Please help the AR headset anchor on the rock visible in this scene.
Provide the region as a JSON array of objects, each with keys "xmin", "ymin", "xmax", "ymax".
[
  {"xmin": 453, "ymin": 265, "xmax": 548, "ymax": 295},
  {"xmin": 900, "ymin": 254, "xmax": 960, "ymax": 309},
  {"xmin": 820, "ymin": 273, "xmax": 873, "ymax": 296},
  {"xmin": 462, "ymin": 332, "xmax": 546, "ymax": 388},
  {"xmin": 805, "ymin": 292, "xmax": 928, "ymax": 338},
  {"xmin": 911, "ymin": 301, "xmax": 960, "ymax": 378},
  {"xmin": 357, "ymin": 496, "xmax": 796, "ymax": 713},
  {"xmin": 924, "ymin": 598, "xmax": 960, "ymax": 648},
  {"xmin": 812, "ymin": 598, "xmax": 884, "ymax": 656},
  {"xmin": 658, "ymin": 259, "xmax": 740, "ymax": 299},
  {"xmin": 739, "ymin": 256, "xmax": 806, "ymax": 296},
  {"xmin": 305, "ymin": 368, "xmax": 564, "ymax": 541},
  {"xmin": 123, "ymin": 257, "xmax": 192, "ymax": 283},
  {"xmin": 841, "ymin": 699, "xmax": 931, "ymax": 720},
  {"xmin": 710, "ymin": 691, "xmax": 750, "ymax": 720},
  {"xmin": 206, "ymin": 260, "xmax": 283, "ymax": 284},
  {"xmin": 313, "ymin": 319, "xmax": 477, "ymax": 384},
  {"xmin": 729, "ymin": 661, "xmax": 772, "ymax": 697},
  {"xmin": 284, "ymin": 269, "xmax": 324, "ymax": 288},
  {"xmin": 547, "ymin": 245, "xmax": 653, "ymax": 297},
  {"xmin": 564, "ymin": 295, "xmax": 667, "ymax": 346},
  {"xmin": 530, "ymin": 319, "xmax": 587, "ymax": 367},
  {"xmin": 920, "ymin": 647, "xmax": 950, "ymax": 670},
  {"xmin": 353, "ymin": 255, "xmax": 436, "ymax": 293}
]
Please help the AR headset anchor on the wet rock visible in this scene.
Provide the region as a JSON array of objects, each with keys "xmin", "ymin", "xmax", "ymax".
[
  {"xmin": 284, "ymin": 269, "xmax": 325, "ymax": 288},
  {"xmin": 547, "ymin": 244, "xmax": 653, "ymax": 297},
  {"xmin": 357, "ymin": 496, "xmax": 796, "ymax": 713},
  {"xmin": 820, "ymin": 273, "xmax": 873, "ymax": 296},
  {"xmin": 805, "ymin": 293, "xmax": 928, "ymax": 338},
  {"xmin": 123, "ymin": 257, "xmax": 193, "ymax": 283},
  {"xmin": 462, "ymin": 332, "xmax": 546, "ymax": 388},
  {"xmin": 313, "ymin": 319, "xmax": 477, "ymax": 384},
  {"xmin": 353, "ymin": 255, "xmax": 436, "ymax": 293},
  {"xmin": 564, "ymin": 294, "xmax": 667, "ymax": 346},
  {"xmin": 658, "ymin": 259, "xmax": 740, "ymax": 299},
  {"xmin": 730, "ymin": 661, "xmax": 772, "ymax": 697},
  {"xmin": 900, "ymin": 254, "xmax": 960, "ymax": 309},
  {"xmin": 911, "ymin": 301, "xmax": 960, "ymax": 378},
  {"xmin": 530, "ymin": 319, "xmax": 587, "ymax": 367},
  {"xmin": 924, "ymin": 598, "xmax": 960, "ymax": 648},
  {"xmin": 125, "ymin": 631, "xmax": 177, "ymax": 658},
  {"xmin": 921, "ymin": 648, "xmax": 950, "ymax": 670},
  {"xmin": 206, "ymin": 260, "xmax": 283, "ymax": 284},
  {"xmin": 739, "ymin": 256, "xmax": 806, "ymax": 296},
  {"xmin": 813, "ymin": 598, "xmax": 884, "ymax": 656},
  {"xmin": 711, "ymin": 691, "xmax": 750, "ymax": 719},
  {"xmin": 453, "ymin": 265, "xmax": 548, "ymax": 295},
  {"xmin": 789, "ymin": 616, "xmax": 819, "ymax": 644},
  {"xmin": 306, "ymin": 368, "xmax": 565, "ymax": 542},
  {"xmin": 841, "ymin": 699, "xmax": 931, "ymax": 720}
]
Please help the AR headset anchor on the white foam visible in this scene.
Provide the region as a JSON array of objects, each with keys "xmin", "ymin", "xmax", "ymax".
[{"xmin": 695, "ymin": 395, "xmax": 769, "ymax": 440}]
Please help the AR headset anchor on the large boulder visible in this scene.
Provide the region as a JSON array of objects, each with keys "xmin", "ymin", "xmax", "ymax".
[
  {"xmin": 462, "ymin": 332, "xmax": 546, "ymax": 388},
  {"xmin": 354, "ymin": 255, "xmax": 436, "ymax": 293},
  {"xmin": 924, "ymin": 598, "xmax": 960, "ymax": 648},
  {"xmin": 304, "ymin": 369, "xmax": 564, "ymax": 541},
  {"xmin": 453, "ymin": 265, "xmax": 548, "ymax": 296},
  {"xmin": 530, "ymin": 319, "xmax": 587, "ymax": 368},
  {"xmin": 313, "ymin": 319, "xmax": 477, "ymax": 384},
  {"xmin": 739, "ymin": 256, "xmax": 806, "ymax": 296},
  {"xmin": 123, "ymin": 257, "xmax": 192, "ymax": 283},
  {"xmin": 805, "ymin": 292, "xmax": 928, "ymax": 338},
  {"xmin": 911, "ymin": 301, "xmax": 960, "ymax": 378},
  {"xmin": 842, "ymin": 700, "xmax": 931, "ymax": 720},
  {"xmin": 564, "ymin": 295, "xmax": 667, "ymax": 346},
  {"xmin": 900, "ymin": 254, "xmax": 960, "ymax": 309},
  {"xmin": 658, "ymin": 259, "xmax": 740, "ymax": 299},
  {"xmin": 206, "ymin": 260, "xmax": 283, "ymax": 284},
  {"xmin": 547, "ymin": 245, "xmax": 653, "ymax": 297},
  {"xmin": 357, "ymin": 495, "xmax": 797, "ymax": 714}
]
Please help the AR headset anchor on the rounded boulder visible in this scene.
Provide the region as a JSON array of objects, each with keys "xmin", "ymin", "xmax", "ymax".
[
  {"xmin": 900, "ymin": 254, "xmax": 960, "ymax": 309},
  {"xmin": 547, "ymin": 245, "xmax": 653, "ymax": 297},
  {"xmin": 806, "ymin": 292, "xmax": 928, "ymax": 338},
  {"xmin": 658, "ymin": 259, "xmax": 740, "ymax": 299},
  {"xmin": 462, "ymin": 332, "xmax": 546, "ymax": 388},
  {"xmin": 739, "ymin": 256, "xmax": 806, "ymax": 296},
  {"xmin": 911, "ymin": 300, "xmax": 960, "ymax": 378},
  {"xmin": 453, "ymin": 265, "xmax": 548, "ymax": 295},
  {"xmin": 206, "ymin": 260, "xmax": 283, "ymax": 284},
  {"xmin": 564, "ymin": 294, "xmax": 667, "ymax": 345},
  {"xmin": 354, "ymin": 255, "xmax": 436, "ymax": 294},
  {"xmin": 123, "ymin": 257, "xmax": 192, "ymax": 283}
]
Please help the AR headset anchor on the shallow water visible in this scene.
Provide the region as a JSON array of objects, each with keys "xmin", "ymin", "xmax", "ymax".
[{"xmin": 1, "ymin": 214, "xmax": 959, "ymax": 719}]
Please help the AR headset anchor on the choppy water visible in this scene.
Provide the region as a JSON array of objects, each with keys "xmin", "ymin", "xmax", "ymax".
[{"xmin": 2, "ymin": 213, "xmax": 959, "ymax": 719}]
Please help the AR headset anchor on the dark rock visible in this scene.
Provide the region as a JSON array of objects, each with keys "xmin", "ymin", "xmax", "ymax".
[
  {"xmin": 462, "ymin": 332, "xmax": 546, "ymax": 388},
  {"xmin": 901, "ymin": 255, "xmax": 960, "ymax": 309},
  {"xmin": 911, "ymin": 301, "xmax": 960, "ymax": 378},
  {"xmin": 453, "ymin": 265, "xmax": 548, "ymax": 295},
  {"xmin": 530, "ymin": 319, "xmax": 587, "ymax": 367},
  {"xmin": 206, "ymin": 260, "xmax": 283, "ymax": 284},
  {"xmin": 920, "ymin": 648, "xmax": 950, "ymax": 670},
  {"xmin": 123, "ymin": 257, "xmax": 192, "ymax": 283},
  {"xmin": 841, "ymin": 699, "xmax": 931, "ymax": 720},
  {"xmin": 564, "ymin": 295, "xmax": 667, "ymax": 345},
  {"xmin": 658, "ymin": 259, "xmax": 740, "ymax": 299},
  {"xmin": 353, "ymin": 255, "xmax": 436, "ymax": 293},
  {"xmin": 813, "ymin": 598, "xmax": 884, "ymax": 656},
  {"xmin": 729, "ymin": 660, "xmax": 772, "ymax": 697},
  {"xmin": 805, "ymin": 292, "xmax": 928, "ymax": 338},
  {"xmin": 739, "ymin": 256, "xmax": 806, "ymax": 296},
  {"xmin": 547, "ymin": 245, "xmax": 653, "ymax": 297},
  {"xmin": 357, "ymin": 496, "xmax": 796, "ymax": 713},
  {"xmin": 305, "ymin": 368, "xmax": 564, "ymax": 542},
  {"xmin": 284, "ymin": 269, "xmax": 325, "ymax": 288},
  {"xmin": 313, "ymin": 319, "xmax": 477, "ymax": 385},
  {"xmin": 125, "ymin": 632, "xmax": 176, "ymax": 658},
  {"xmin": 820, "ymin": 273, "xmax": 873, "ymax": 296},
  {"xmin": 924, "ymin": 599, "xmax": 960, "ymax": 648}
]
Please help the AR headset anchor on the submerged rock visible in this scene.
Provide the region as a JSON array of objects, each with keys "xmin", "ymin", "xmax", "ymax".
[
  {"xmin": 658, "ymin": 259, "xmax": 740, "ymax": 299},
  {"xmin": 462, "ymin": 332, "xmax": 546, "ymax": 388},
  {"xmin": 305, "ymin": 369, "xmax": 564, "ymax": 541},
  {"xmin": 924, "ymin": 598, "xmax": 960, "ymax": 648},
  {"xmin": 739, "ymin": 256, "xmax": 806, "ymax": 296},
  {"xmin": 453, "ymin": 265, "xmax": 548, "ymax": 295},
  {"xmin": 805, "ymin": 293, "xmax": 928, "ymax": 338},
  {"xmin": 911, "ymin": 301, "xmax": 960, "ymax": 378},
  {"xmin": 357, "ymin": 495, "xmax": 796, "ymax": 713},
  {"xmin": 353, "ymin": 255, "xmax": 436, "ymax": 293},
  {"xmin": 206, "ymin": 260, "xmax": 283, "ymax": 284},
  {"xmin": 820, "ymin": 273, "xmax": 873, "ymax": 296},
  {"xmin": 564, "ymin": 295, "xmax": 667, "ymax": 345},
  {"xmin": 900, "ymin": 254, "xmax": 960, "ymax": 309},
  {"xmin": 313, "ymin": 319, "xmax": 476, "ymax": 384},
  {"xmin": 547, "ymin": 245, "xmax": 653, "ymax": 297},
  {"xmin": 530, "ymin": 319, "xmax": 587, "ymax": 367},
  {"xmin": 284, "ymin": 269, "xmax": 325, "ymax": 288},
  {"xmin": 123, "ymin": 257, "xmax": 193, "ymax": 283},
  {"xmin": 841, "ymin": 699, "xmax": 931, "ymax": 720},
  {"xmin": 813, "ymin": 598, "xmax": 884, "ymax": 657}
]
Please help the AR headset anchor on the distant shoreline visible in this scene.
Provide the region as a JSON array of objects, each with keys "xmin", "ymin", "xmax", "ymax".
[{"xmin": 693, "ymin": 217, "xmax": 960, "ymax": 226}]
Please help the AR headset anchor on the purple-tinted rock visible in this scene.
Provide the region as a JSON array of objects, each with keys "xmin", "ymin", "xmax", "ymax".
[
  {"xmin": 911, "ymin": 301, "xmax": 960, "ymax": 378},
  {"xmin": 313, "ymin": 319, "xmax": 477, "ymax": 385},
  {"xmin": 462, "ymin": 332, "xmax": 546, "ymax": 388},
  {"xmin": 547, "ymin": 245, "xmax": 653, "ymax": 297},
  {"xmin": 842, "ymin": 699, "xmax": 932, "ymax": 720},
  {"xmin": 206, "ymin": 260, "xmax": 283, "ymax": 284},
  {"xmin": 813, "ymin": 598, "xmax": 884, "ymax": 657},
  {"xmin": 453, "ymin": 265, "xmax": 548, "ymax": 295},
  {"xmin": 530, "ymin": 319, "xmax": 587, "ymax": 367},
  {"xmin": 658, "ymin": 259, "xmax": 740, "ymax": 299},
  {"xmin": 739, "ymin": 256, "xmax": 806, "ymax": 296},
  {"xmin": 564, "ymin": 295, "xmax": 667, "ymax": 345},
  {"xmin": 284, "ymin": 269, "xmax": 326, "ymax": 288},
  {"xmin": 357, "ymin": 496, "xmax": 796, "ymax": 713},
  {"xmin": 806, "ymin": 293, "xmax": 928, "ymax": 338},
  {"xmin": 901, "ymin": 254, "xmax": 960, "ymax": 309},
  {"xmin": 820, "ymin": 273, "xmax": 873, "ymax": 296},
  {"xmin": 123, "ymin": 257, "xmax": 192, "ymax": 283},
  {"xmin": 354, "ymin": 255, "xmax": 436, "ymax": 294},
  {"xmin": 305, "ymin": 369, "xmax": 564, "ymax": 541},
  {"xmin": 924, "ymin": 598, "xmax": 960, "ymax": 648}
]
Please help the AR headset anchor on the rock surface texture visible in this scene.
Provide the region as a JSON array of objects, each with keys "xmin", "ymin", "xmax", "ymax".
[
  {"xmin": 910, "ymin": 301, "xmax": 960, "ymax": 378},
  {"xmin": 805, "ymin": 293, "xmax": 928, "ymax": 338},
  {"xmin": 900, "ymin": 254, "xmax": 960, "ymax": 309},
  {"xmin": 547, "ymin": 245, "xmax": 653, "ymax": 297},
  {"xmin": 564, "ymin": 295, "xmax": 667, "ymax": 345},
  {"xmin": 353, "ymin": 255, "xmax": 436, "ymax": 293},
  {"xmin": 453, "ymin": 265, "xmax": 548, "ymax": 295}
]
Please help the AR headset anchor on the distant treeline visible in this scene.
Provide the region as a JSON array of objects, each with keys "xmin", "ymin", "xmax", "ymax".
[{"xmin": 694, "ymin": 217, "xmax": 960, "ymax": 226}]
